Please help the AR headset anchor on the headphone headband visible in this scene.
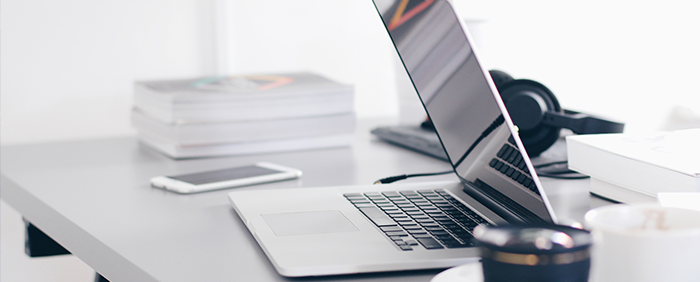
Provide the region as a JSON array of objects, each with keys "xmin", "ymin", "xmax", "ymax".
[{"xmin": 490, "ymin": 70, "xmax": 625, "ymax": 156}]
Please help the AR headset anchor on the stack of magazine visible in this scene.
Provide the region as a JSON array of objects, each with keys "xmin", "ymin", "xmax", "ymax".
[{"xmin": 132, "ymin": 72, "xmax": 355, "ymax": 158}]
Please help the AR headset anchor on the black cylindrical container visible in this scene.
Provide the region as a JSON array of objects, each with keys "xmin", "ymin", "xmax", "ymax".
[{"xmin": 473, "ymin": 224, "xmax": 592, "ymax": 282}]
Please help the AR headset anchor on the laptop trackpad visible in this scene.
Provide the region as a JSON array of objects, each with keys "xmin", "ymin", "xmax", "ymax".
[{"xmin": 262, "ymin": 210, "xmax": 359, "ymax": 237}]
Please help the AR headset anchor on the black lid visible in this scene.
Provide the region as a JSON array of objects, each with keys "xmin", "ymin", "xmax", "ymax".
[{"xmin": 473, "ymin": 224, "xmax": 592, "ymax": 254}]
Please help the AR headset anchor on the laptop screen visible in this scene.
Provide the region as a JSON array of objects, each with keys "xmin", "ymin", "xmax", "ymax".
[{"xmin": 374, "ymin": 0, "xmax": 555, "ymax": 224}]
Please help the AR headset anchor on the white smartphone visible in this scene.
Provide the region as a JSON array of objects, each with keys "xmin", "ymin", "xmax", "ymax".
[{"xmin": 150, "ymin": 162, "xmax": 302, "ymax": 194}]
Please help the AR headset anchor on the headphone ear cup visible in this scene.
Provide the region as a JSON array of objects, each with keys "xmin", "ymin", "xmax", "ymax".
[
  {"xmin": 489, "ymin": 70, "xmax": 514, "ymax": 92},
  {"xmin": 499, "ymin": 79, "xmax": 562, "ymax": 157}
]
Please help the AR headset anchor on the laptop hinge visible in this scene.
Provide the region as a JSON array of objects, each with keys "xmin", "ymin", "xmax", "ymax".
[{"xmin": 461, "ymin": 179, "xmax": 546, "ymax": 224}]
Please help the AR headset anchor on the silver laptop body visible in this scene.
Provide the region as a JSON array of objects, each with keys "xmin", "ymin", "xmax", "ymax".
[{"xmin": 229, "ymin": 0, "xmax": 558, "ymax": 277}]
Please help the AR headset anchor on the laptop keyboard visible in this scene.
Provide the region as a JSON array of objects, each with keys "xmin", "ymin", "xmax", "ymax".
[
  {"xmin": 344, "ymin": 189, "xmax": 489, "ymax": 251},
  {"xmin": 488, "ymin": 138, "xmax": 540, "ymax": 195}
]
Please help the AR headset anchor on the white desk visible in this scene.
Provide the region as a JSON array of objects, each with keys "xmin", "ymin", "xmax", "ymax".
[{"xmin": 0, "ymin": 119, "xmax": 610, "ymax": 281}]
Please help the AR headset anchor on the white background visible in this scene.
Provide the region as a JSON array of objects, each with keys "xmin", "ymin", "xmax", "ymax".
[
  {"xmin": 3, "ymin": 0, "xmax": 700, "ymax": 146},
  {"xmin": 1, "ymin": 0, "xmax": 700, "ymax": 280}
]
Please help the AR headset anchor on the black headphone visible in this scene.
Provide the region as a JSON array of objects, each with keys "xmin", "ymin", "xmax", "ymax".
[{"xmin": 489, "ymin": 70, "xmax": 625, "ymax": 157}]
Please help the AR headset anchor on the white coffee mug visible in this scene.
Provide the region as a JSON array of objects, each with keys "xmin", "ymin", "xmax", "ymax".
[{"xmin": 584, "ymin": 204, "xmax": 700, "ymax": 282}]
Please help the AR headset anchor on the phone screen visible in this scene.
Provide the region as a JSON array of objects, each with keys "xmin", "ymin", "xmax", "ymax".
[{"xmin": 169, "ymin": 165, "xmax": 281, "ymax": 185}]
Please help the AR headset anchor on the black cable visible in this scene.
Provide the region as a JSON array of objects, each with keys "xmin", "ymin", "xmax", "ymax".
[
  {"xmin": 373, "ymin": 170, "xmax": 453, "ymax": 184},
  {"xmin": 533, "ymin": 160, "xmax": 590, "ymax": 179},
  {"xmin": 537, "ymin": 173, "xmax": 590, "ymax": 180},
  {"xmin": 533, "ymin": 161, "xmax": 569, "ymax": 169},
  {"xmin": 374, "ymin": 160, "xmax": 589, "ymax": 184}
]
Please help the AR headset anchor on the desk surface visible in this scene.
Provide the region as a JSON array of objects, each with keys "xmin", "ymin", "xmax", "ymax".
[{"xmin": 1, "ymin": 119, "xmax": 610, "ymax": 282}]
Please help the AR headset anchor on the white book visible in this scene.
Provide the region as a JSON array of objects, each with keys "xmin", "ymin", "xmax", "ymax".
[
  {"xmin": 131, "ymin": 109, "xmax": 356, "ymax": 146},
  {"xmin": 139, "ymin": 132, "xmax": 354, "ymax": 159},
  {"xmin": 133, "ymin": 72, "xmax": 354, "ymax": 123},
  {"xmin": 589, "ymin": 177, "xmax": 657, "ymax": 204},
  {"xmin": 657, "ymin": 192, "xmax": 700, "ymax": 211},
  {"xmin": 134, "ymin": 89, "xmax": 353, "ymax": 124},
  {"xmin": 567, "ymin": 129, "xmax": 700, "ymax": 203}
]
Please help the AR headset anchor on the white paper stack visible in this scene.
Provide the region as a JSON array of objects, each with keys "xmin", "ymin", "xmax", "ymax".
[{"xmin": 132, "ymin": 72, "xmax": 355, "ymax": 158}]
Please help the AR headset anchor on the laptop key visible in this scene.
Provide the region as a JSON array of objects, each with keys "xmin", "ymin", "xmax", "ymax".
[
  {"xmin": 455, "ymin": 234, "xmax": 474, "ymax": 241},
  {"xmin": 408, "ymin": 231, "xmax": 428, "ymax": 236},
  {"xmin": 402, "ymin": 208, "xmax": 421, "ymax": 213},
  {"xmin": 380, "ymin": 226, "xmax": 403, "ymax": 232},
  {"xmin": 435, "ymin": 234, "xmax": 455, "ymax": 240},
  {"xmin": 386, "ymin": 231, "xmax": 408, "ymax": 236},
  {"xmin": 443, "ymin": 222, "xmax": 459, "ymax": 228},
  {"xmin": 358, "ymin": 207, "xmax": 396, "ymax": 227},
  {"xmin": 350, "ymin": 200, "xmax": 371, "ymax": 205},
  {"xmin": 430, "ymin": 231, "xmax": 450, "ymax": 236},
  {"xmin": 444, "ymin": 241, "xmax": 472, "ymax": 248},
  {"xmin": 517, "ymin": 174, "xmax": 527, "ymax": 184},
  {"xmin": 433, "ymin": 217, "xmax": 453, "ymax": 223},
  {"xmin": 497, "ymin": 144, "xmax": 509, "ymax": 158},
  {"xmin": 416, "ymin": 238, "xmax": 444, "ymax": 249}
]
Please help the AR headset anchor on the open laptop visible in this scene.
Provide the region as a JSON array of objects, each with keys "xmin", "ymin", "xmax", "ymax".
[{"xmin": 228, "ymin": 0, "xmax": 557, "ymax": 277}]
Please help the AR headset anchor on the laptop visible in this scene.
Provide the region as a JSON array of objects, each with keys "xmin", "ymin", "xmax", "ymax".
[{"xmin": 228, "ymin": 0, "xmax": 558, "ymax": 277}]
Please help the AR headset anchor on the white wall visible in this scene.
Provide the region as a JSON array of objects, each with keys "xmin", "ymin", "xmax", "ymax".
[
  {"xmin": 3, "ymin": 0, "xmax": 699, "ymax": 145},
  {"xmin": 1, "ymin": 0, "xmax": 213, "ymax": 145},
  {"xmin": 222, "ymin": 0, "xmax": 401, "ymax": 119},
  {"xmin": 451, "ymin": 0, "xmax": 700, "ymax": 132}
]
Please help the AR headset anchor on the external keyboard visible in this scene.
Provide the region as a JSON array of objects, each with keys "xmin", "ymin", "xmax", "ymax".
[{"xmin": 344, "ymin": 189, "xmax": 489, "ymax": 251}]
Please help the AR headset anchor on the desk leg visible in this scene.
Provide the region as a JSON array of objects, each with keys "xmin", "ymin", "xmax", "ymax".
[
  {"xmin": 23, "ymin": 218, "xmax": 71, "ymax": 257},
  {"xmin": 23, "ymin": 218, "xmax": 110, "ymax": 281}
]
